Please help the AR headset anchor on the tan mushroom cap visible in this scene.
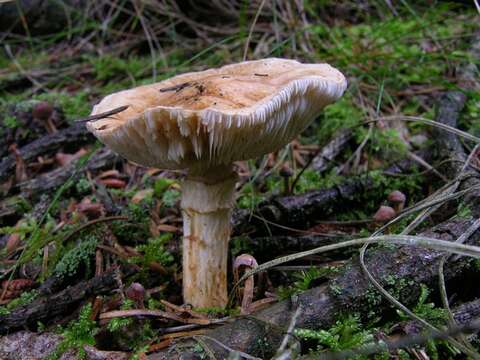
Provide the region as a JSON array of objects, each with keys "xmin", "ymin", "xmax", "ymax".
[{"xmin": 87, "ymin": 58, "xmax": 347, "ymax": 170}]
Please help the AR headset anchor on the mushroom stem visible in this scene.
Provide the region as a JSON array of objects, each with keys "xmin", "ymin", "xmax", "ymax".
[{"xmin": 181, "ymin": 165, "xmax": 237, "ymax": 308}]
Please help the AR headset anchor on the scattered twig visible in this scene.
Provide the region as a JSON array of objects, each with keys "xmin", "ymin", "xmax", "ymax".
[
  {"xmin": 274, "ymin": 300, "xmax": 302, "ymax": 359},
  {"xmin": 75, "ymin": 105, "xmax": 129, "ymax": 123},
  {"xmin": 159, "ymin": 82, "xmax": 191, "ymax": 93},
  {"xmin": 194, "ymin": 335, "xmax": 262, "ymax": 360},
  {"xmin": 99, "ymin": 309, "xmax": 225, "ymax": 325}
]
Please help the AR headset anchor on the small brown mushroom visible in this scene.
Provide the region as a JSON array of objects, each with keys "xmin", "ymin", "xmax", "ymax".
[
  {"xmin": 87, "ymin": 58, "xmax": 347, "ymax": 308},
  {"xmin": 32, "ymin": 101, "xmax": 57, "ymax": 133},
  {"xmin": 125, "ymin": 282, "xmax": 145, "ymax": 308},
  {"xmin": 387, "ymin": 190, "xmax": 406, "ymax": 213},
  {"xmin": 373, "ymin": 205, "xmax": 396, "ymax": 223},
  {"xmin": 279, "ymin": 164, "xmax": 293, "ymax": 195}
]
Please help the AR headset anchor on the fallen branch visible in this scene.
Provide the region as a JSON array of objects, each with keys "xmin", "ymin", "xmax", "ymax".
[
  {"xmin": 232, "ymin": 153, "xmax": 427, "ymax": 236},
  {"xmin": 0, "ymin": 123, "xmax": 93, "ymax": 183},
  {"xmin": 433, "ymin": 91, "xmax": 480, "ymax": 217},
  {"xmin": 99, "ymin": 309, "xmax": 220, "ymax": 325},
  {"xmin": 19, "ymin": 147, "xmax": 121, "ymax": 196},
  {"xmin": 311, "ymin": 129, "xmax": 352, "ymax": 172},
  {"xmin": 0, "ymin": 265, "xmax": 135, "ymax": 335}
]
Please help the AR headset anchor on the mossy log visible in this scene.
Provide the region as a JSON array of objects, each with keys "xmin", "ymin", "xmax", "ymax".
[
  {"xmin": 0, "ymin": 123, "xmax": 93, "ymax": 183},
  {"xmin": 149, "ymin": 217, "xmax": 480, "ymax": 359},
  {"xmin": 0, "ymin": 265, "xmax": 134, "ymax": 335}
]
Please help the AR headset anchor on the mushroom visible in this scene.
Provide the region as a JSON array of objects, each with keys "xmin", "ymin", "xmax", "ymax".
[
  {"xmin": 86, "ymin": 58, "xmax": 347, "ymax": 308},
  {"xmin": 32, "ymin": 101, "xmax": 57, "ymax": 133},
  {"xmin": 373, "ymin": 205, "xmax": 396, "ymax": 223},
  {"xmin": 279, "ymin": 164, "xmax": 294, "ymax": 195},
  {"xmin": 125, "ymin": 282, "xmax": 146, "ymax": 309},
  {"xmin": 387, "ymin": 190, "xmax": 406, "ymax": 213}
]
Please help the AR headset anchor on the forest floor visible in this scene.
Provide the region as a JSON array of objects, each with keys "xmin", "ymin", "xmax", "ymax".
[{"xmin": 0, "ymin": 1, "xmax": 479, "ymax": 359}]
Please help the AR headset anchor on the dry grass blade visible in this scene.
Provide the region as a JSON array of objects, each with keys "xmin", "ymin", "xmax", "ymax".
[
  {"xmin": 99, "ymin": 309, "xmax": 214, "ymax": 325},
  {"xmin": 475, "ymin": 0, "xmax": 480, "ymax": 15},
  {"xmin": 365, "ymin": 116, "xmax": 480, "ymax": 144},
  {"xmin": 438, "ymin": 218, "xmax": 480, "ymax": 350},
  {"xmin": 194, "ymin": 335, "xmax": 262, "ymax": 360},
  {"xmin": 275, "ymin": 303, "xmax": 302, "ymax": 357},
  {"xmin": 402, "ymin": 144, "xmax": 480, "ymax": 235},
  {"xmin": 232, "ymin": 235, "xmax": 480, "ymax": 298},
  {"xmin": 373, "ymin": 184, "xmax": 480, "ymax": 235},
  {"xmin": 243, "ymin": 0, "xmax": 267, "ymax": 61}
]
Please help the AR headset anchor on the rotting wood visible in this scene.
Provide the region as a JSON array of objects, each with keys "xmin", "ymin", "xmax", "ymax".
[
  {"xmin": 0, "ymin": 265, "xmax": 135, "ymax": 335},
  {"xmin": 0, "ymin": 330, "xmax": 129, "ymax": 360},
  {"xmin": 399, "ymin": 297, "xmax": 480, "ymax": 336},
  {"xmin": 0, "ymin": 123, "xmax": 94, "ymax": 183},
  {"xmin": 311, "ymin": 129, "xmax": 352, "ymax": 172},
  {"xmin": 19, "ymin": 147, "xmax": 121, "ymax": 196},
  {"xmin": 433, "ymin": 91, "xmax": 480, "ymax": 217},
  {"xmin": 0, "ymin": 100, "xmax": 67, "ymax": 159}
]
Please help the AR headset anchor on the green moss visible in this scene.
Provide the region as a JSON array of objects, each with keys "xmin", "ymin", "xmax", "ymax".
[
  {"xmin": 194, "ymin": 306, "xmax": 237, "ymax": 317},
  {"xmin": 15, "ymin": 217, "xmax": 57, "ymax": 266},
  {"xmin": 293, "ymin": 168, "xmax": 343, "ymax": 194},
  {"xmin": 75, "ymin": 177, "xmax": 91, "ymax": 195},
  {"xmin": 153, "ymin": 178, "xmax": 176, "ymax": 198},
  {"xmin": 461, "ymin": 90, "xmax": 480, "ymax": 137},
  {"xmin": 367, "ymin": 128, "xmax": 408, "ymax": 161},
  {"xmin": 329, "ymin": 282, "xmax": 343, "ymax": 297},
  {"xmin": 88, "ymin": 54, "xmax": 150, "ymax": 82},
  {"xmin": 367, "ymin": 169, "xmax": 422, "ymax": 200},
  {"xmin": 130, "ymin": 233, "xmax": 174, "ymax": 269},
  {"xmin": 53, "ymin": 235, "xmax": 97, "ymax": 279},
  {"xmin": 230, "ymin": 236, "xmax": 254, "ymax": 257},
  {"xmin": 295, "ymin": 314, "xmax": 376, "ymax": 358},
  {"xmin": 47, "ymin": 304, "xmax": 99, "ymax": 360},
  {"xmin": 107, "ymin": 299, "xmax": 135, "ymax": 332},
  {"xmin": 397, "ymin": 284, "xmax": 447, "ymax": 327},
  {"xmin": 110, "ymin": 202, "xmax": 152, "ymax": 244},
  {"xmin": 364, "ymin": 285, "xmax": 383, "ymax": 319},
  {"xmin": 3, "ymin": 114, "xmax": 18, "ymax": 129},
  {"xmin": 0, "ymin": 289, "xmax": 39, "ymax": 315},
  {"xmin": 160, "ymin": 189, "xmax": 180, "ymax": 208},
  {"xmin": 278, "ymin": 266, "xmax": 340, "ymax": 300},
  {"xmin": 237, "ymin": 182, "xmax": 266, "ymax": 209},
  {"xmin": 317, "ymin": 95, "xmax": 361, "ymax": 143}
]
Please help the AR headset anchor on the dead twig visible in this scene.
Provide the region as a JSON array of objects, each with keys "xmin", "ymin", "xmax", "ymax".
[
  {"xmin": 99, "ymin": 309, "xmax": 225, "ymax": 325},
  {"xmin": 75, "ymin": 105, "xmax": 129, "ymax": 123}
]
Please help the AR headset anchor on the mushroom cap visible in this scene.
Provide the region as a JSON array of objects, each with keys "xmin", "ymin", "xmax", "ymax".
[
  {"xmin": 387, "ymin": 190, "xmax": 406, "ymax": 204},
  {"xmin": 87, "ymin": 58, "xmax": 347, "ymax": 170},
  {"xmin": 373, "ymin": 205, "xmax": 396, "ymax": 222},
  {"xmin": 32, "ymin": 101, "xmax": 53, "ymax": 121}
]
